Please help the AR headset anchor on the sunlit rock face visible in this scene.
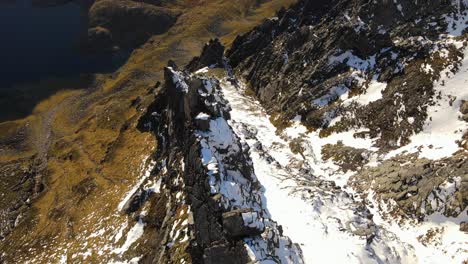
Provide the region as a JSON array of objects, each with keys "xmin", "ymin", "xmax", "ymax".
[
  {"xmin": 1, "ymin": 0, "xmax": 467, "ymax": 263},
  {"xmin": 223, "ymin": 0, "xmax": 467, "ymax": 262}
]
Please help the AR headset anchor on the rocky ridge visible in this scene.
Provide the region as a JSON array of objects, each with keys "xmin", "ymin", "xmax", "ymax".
[
  {"xmin": 137, "ymin": 41, "xmax": 304, "ymax": 263},
  {"xmin": 226, "ymin": 0, "xmax": 468, "ymax": 222},
  {"xmin": 90, "ymin": 0, "xmax": 468, "ymax": 261},
  {"xmin": 0, "ymin": 1, "xmax": 296, "ymax": 263},
  {"xmin": 136, "ymin": 28, "xmax": 467, "ymax": 261},
  {"xmin": 1, "ymin": 0, "xmax": 467, "ymax": 263},
  {"xmin": 115, "ymin": 0, "xmax": 468, "ymax": 262}
]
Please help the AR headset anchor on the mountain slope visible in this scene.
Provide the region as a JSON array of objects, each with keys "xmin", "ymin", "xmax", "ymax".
[
  {"xmin": 1, "ymin": 0, "xmax": 467, "ymax": 263},
  {"xmin": 135, "ymin": 0, "xmax": 468, "ymax": 262},
  {"xmin": 221, "ymin": 0, "xmax": 468, "ymax": 262},
  {"xmin": 0, "ymin": 1, "xmax": 295, "ymax": 263}
]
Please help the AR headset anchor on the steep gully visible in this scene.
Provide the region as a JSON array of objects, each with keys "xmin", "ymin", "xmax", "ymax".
[
  {"xmin": 133, "ymin": 39, "xmax": 466, "ymax": 262},
  {"xmin": 129, "ymin": 1, "xmax": 468, "ymax": 261}
]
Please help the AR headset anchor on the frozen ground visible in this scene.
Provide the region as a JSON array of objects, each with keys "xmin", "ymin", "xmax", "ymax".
[{"xmin": 220, "ymin": 73, "xmax": 467, "ymax": 263}]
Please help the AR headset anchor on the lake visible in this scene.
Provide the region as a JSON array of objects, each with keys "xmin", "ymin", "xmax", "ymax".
[
  {"xmin": 0, "ymin": 0, "xmax": 125, "ymax": 89},
  {"xmin": 0, "ymin": 0, "xmax": 128, "ymax": 121}
]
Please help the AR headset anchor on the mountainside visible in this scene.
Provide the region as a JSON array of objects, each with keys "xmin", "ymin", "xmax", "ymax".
[
  {"xmin": 226, "ymin": 0, "xmax": 468, "ymax": 222},
  {"xmin": 1, "ymin": 0, "xmax": 467, "ymax": 263},
  {"xmin": 136, "ymin": 0, "xmax": 468, "ymax": 262},
  {"xmin": 0, "ymin": 0, "xmax": 295, "ymax": 263}
]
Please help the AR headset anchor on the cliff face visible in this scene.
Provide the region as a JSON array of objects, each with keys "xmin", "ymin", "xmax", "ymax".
[
  {"xmin": 137, "ymin": 0, "xmax": 468, "ymax": 262},
  {"xmin": 227, "ymin": 0, "xmax": 467, "ymax": 149},
  {"xmin": 225, "ymin": 0, "xmax": 467, "ymax": 216},
  {"xmin": 1, "ymin": 0, "xmax": 467, "ymax": 263},
  {"xmin": 0, "ymin": 1, "xmax": 295, "ymax": 263},
  {"xmin": 137, "ymin": 42, "xmax": 303, "ymax": 263}
]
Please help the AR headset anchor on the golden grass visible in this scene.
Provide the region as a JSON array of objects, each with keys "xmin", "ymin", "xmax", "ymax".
[{"xmin": 0, "ymin": 0, "xmax": 297, "ymax": 262}]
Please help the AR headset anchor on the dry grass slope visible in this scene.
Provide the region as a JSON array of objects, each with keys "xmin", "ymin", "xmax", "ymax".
[{"xmin": 0, "ymin": 0, "xmax": 296, "ymax": 262}]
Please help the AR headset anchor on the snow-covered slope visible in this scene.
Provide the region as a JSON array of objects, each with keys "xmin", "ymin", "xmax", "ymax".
[
  {"xmin": 220, "ymin": 76, "xmax": 467, "ymax": 262},
  {"xmin": 221, "ymin": 80, "xmax": 416, "ymax": 263},
  {"xmin": 101, "ymin": 0, "xmax": 468, "ymax": 262},
  {"xmin": 216, "ymin": 0, "xmax": 468, "ymax": 262}
]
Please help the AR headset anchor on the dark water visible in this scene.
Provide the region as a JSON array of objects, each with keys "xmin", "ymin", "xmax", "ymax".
[
  {"xmin": 0, "ymin": 0, "xmax": 125, "ymax": 89},
  {"xmin": 0, "ymin": 0, "xmax": 127, "ymax": 122}
]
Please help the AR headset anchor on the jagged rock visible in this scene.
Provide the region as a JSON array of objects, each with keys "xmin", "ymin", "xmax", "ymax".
[
  {"xmin": 203, "ymin": 243, "xmax": 250, "ymax": 264},
  {"xmin": 222, "ymin": 209, "xmax": 265, "ymax": 238},
  {"xmin": 227, "ymin": 0, "xmax": 464, "ymax": 150},
  {"xmin": 321, "ymin": 142, "xmax": 370, "ymax": 172},
  {"xmin": 195, "ymin": 112, "xmax": 211, "ymax": 131},
  {"xmin": 351, "ymin": 154, "xmax": 468, "ymax": 219},
  {"xmin": 186, "ymin": 39, "xmax": 225, "ymax": 72},
  {"xmin": 138, "ymin": 55, "xmax": 304, "ymax": 262},
  {"xmin": 460, "ymin": 222, "xmax": 468, "ymax": 232}
]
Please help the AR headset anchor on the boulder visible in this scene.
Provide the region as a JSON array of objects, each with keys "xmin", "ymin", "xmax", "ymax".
[
  {"xmin": 460, "ymin": 101, "xmax": 468, "ymax": 115},
  {"xmin": 203, "ymin": 242, "xmax": 250, "ymax": 264},
  {"xmin": 460, "ymin": 222, "xmax": 468, "ymax": 233},
  {"xmin": 186, "ymin": 39, "xmax": 225, "ymax": 72},
  {"xmin": 195, "ymin": 112, "xmax": 211, "ymax": 131},
  {"xmin": 222, "ymin": 208, "xmax": 265, "ymax": 238}
]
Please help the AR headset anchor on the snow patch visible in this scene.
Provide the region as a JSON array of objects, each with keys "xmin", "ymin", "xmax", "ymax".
[{"xmin": 387, "ymin": 47, "xmax": 468, "ymax": 160}]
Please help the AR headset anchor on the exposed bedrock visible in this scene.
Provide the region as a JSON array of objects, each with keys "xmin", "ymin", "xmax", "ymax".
[
  {"xmin": 226, "ymin": 0, "xmax": 466, "ymax": 150},
  {"xmin": 138, "ymin": 40, "xmax": 303, "ymax": 263}
]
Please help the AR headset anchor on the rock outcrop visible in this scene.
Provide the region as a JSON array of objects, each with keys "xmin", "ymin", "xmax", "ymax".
[
  {"xmin": 227, "ymin": 0, "xmax": 466, "ymax": 149},
  {"xmin": 85, "ymin": 0, "xmax": 178, "ymax": 52},
  {"xmin": 226, "ymin": 0, "xmax": 468, "ymax": 222},
  {"xmin": 186, "ymin": 39, "xmax": 225, "ymax": 72},
  {"xmin": 138, "ymin": 42, "xmax": 304, "ymax": 263},
  {"xmin": 351, "ymin": 153, "xmax": 468, "ymax": 220}
]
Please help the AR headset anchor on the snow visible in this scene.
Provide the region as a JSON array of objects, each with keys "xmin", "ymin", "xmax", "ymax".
[
  {"xmin": 114, "ymin": 221, "xmax": 128, "ymax": 243},
  {"xmin": 113, "ymin": 218, "xmax": 145, "ymax": 255},
  {"xmin": 221, "ymin": 80, "xmax": 411, "ymax": 263},
  {"xmin": 423, "ymin": 176, "xmax": 464, "ymax": 215},
  {"xmin": 343, "ymin": 79, "xmax": 387, "ymax": 106},
  {"xmin": 242, "ymin": 211, "xmax": 265, "ymax": 230},
  {"xmin": 328, "ymin": 50, "xmax": 376, "ymax": 71},
  {"xmin": 117, "ymin": 157, "xmax": 156, "ymax": 211},
  {"xmin": 152, "ymin": 4, "xmax": 467, "ymax": 264},
  {"xmin": 322, "ymin": 51, "xmax": 385, "ymax": 107},
  {"xmin": 145, "ymin": 177, "xmax": 162, "ymax": 193},
  {"xmin": 193, "ymin": 78, "xmax": 303, "ymax": 263},
  {"xmin": 422, "ymin": 63, "xmax": 434, "ymax": 74},
  {"xmin": 445, "ymin": 4, "xmax": 468, "ymax": 36},
  {"xmin": 167, "ymin": 67, "xmax": 189, "ymax": 92},
  {"xmin": 387, "ymin": 46, "xmax": 468, "ymax": 160},
  {"xmin": 367, "ymin": 191, "xmax": 468, "ymax": 264},
  {"xmin": 195, "ymin": 67, "xmax": 209, "ymax": 74},
  {"xmin": 195, "ymin": 112, "xmax": 210, "ymax": 120},
  {"xmin": 59, "ymin": 251, "xmax": 67, "ymax": 264},
  {"xmin": 220, "ymin": 49, "xmax": 468, "ymax": 261},
  {"xmin": 396, "ymin": 4, "xmax": 403, "ymax": 15},
  {"xmin": 312, "ymin": 84, "xmax": 348, "ymax": 107}
]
